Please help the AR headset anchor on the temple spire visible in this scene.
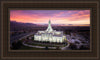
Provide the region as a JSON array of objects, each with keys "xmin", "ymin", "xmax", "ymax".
[{"xmin": 46, "ymin": 19, "xmax": 53, "ymax": 32}]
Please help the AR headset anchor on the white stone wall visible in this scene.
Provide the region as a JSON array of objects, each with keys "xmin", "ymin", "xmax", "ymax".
[{"xmin": 34, "ymin": 35, "xmax": 63, "ymax": 43}]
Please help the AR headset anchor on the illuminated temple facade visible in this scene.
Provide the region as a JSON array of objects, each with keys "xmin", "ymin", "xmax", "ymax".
[{"xmin": 34, "ymin": 20, "xmax": 66, "ymax": 43}]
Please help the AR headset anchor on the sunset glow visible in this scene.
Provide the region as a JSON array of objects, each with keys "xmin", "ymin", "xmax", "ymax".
[{"xmin": 10, "ymin": 10, "xmax": 90, "ymax": 25}]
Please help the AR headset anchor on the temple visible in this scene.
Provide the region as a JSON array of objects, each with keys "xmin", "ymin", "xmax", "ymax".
[{"xmin": 34, "ymin": 20, "xmax": 66, "ymax": 43}]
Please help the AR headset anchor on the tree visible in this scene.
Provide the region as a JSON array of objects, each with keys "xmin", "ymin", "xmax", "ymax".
[
  {"xmin": 56, "ymin": 46, "xmax": 59, "ymax": 50},
  {"xmin": 11, "ymin": 40, "xmax": 22, "ymax": 50},
  {"xmin": 69, "ymin": 43, "xmax": 77, "ymax": 50},
  {"xmin": 45, "ymin": 46, "xmax": 48, "ymax": 50}
]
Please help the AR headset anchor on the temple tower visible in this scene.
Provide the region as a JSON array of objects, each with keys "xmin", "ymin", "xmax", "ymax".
[{"xmin": 46, "ymin": 20, "xmax": 53, "ymax": 32}]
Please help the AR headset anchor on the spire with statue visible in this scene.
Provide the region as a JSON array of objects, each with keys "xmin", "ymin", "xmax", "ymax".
[{"xmin": 46, "ymin": 19, "xmax": 53, "ymax": 32}]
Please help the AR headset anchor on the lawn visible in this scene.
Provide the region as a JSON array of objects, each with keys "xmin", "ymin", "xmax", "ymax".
[
  {"xmin": 18, "ymin": 45, "xmax": 45, "ymax": 50},
  {"xmin": 18, "ymin": 45, "xmax": 58, "ymax": 50},
  {"xmin": 25, "ymin": 42, "xmax": 67, "ymax": 47}
]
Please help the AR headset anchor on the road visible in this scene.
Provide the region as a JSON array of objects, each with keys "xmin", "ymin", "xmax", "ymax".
[
  {"xmin": 23, "ymin": 41, "xmax": 71, "ymax": 50},
  {"xmin": 10, "ymin": 32, "xmax": 34, "ymax": 44}
]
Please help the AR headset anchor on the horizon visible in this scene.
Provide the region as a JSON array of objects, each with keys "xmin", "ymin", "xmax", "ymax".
[
  {"xmin": 10, "ymin": 21, "xmax": 90, "ymax": 26},
  {"xmin": 10, "ymin": 10, "xmax": 90, "ymax": 25}
]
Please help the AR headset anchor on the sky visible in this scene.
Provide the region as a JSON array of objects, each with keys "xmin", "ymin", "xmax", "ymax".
[{"xmin": 10, "ymin": 10, "xmax": 90, "ymax": 25}]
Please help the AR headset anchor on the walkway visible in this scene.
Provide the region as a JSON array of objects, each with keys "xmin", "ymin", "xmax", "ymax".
[{"xmin": 61, "ymin": 41, "xmax": 71, "ymax": 50}]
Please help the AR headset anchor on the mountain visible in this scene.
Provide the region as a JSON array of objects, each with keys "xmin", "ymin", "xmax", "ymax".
[{"xmin": 10, "ymin": 21, "xmax": 37, "ymax": 31}]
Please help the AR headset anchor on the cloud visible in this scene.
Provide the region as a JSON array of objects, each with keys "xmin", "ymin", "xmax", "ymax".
[{"xmin": 10, "ymin": 10, "xmax": 90, "ymax": 24}]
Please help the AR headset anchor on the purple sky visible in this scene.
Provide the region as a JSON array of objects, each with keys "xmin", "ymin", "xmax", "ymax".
[{"xmin": 10, "ymin": 10, "xmax": 90, "ymax": 25}]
